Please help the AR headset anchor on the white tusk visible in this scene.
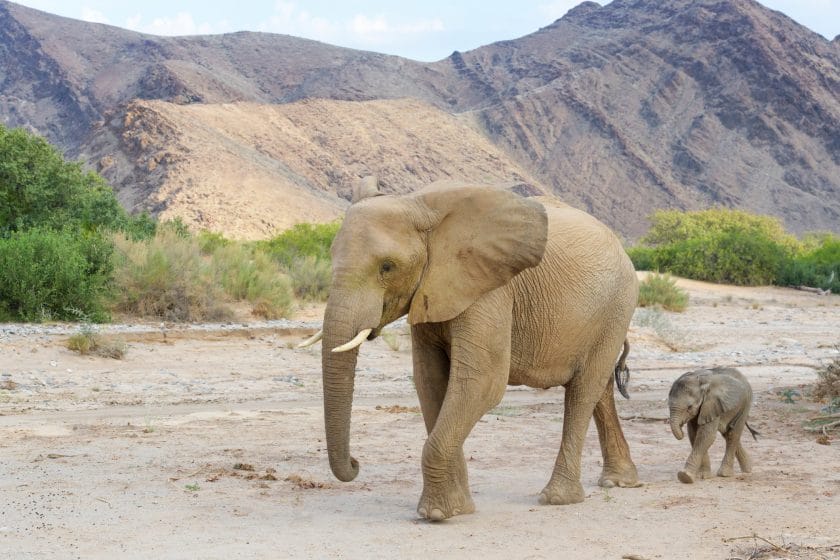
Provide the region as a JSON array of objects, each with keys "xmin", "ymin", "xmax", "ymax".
[
  {"xmin": 296, "ymin": 330, "xmax": 323, "ymax": 349},
  {"xmin": 331, "ymin": 328, "xmax": 373, "ymax": 353}
]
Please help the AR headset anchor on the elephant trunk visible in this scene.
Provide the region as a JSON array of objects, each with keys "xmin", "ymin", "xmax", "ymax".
[
  {"xmin": 669, "ymin": 407, "xmax": 687, "ymax": 440},
  {"xmin": 321, "ymin": 288, "xmax": 382, "ymax": 482}
]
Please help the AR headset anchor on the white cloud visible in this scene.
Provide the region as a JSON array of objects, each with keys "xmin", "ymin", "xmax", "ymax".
[
  {"xmin": 348, "ymin": 14, "xmax": 444, "ymax": 44},
  {"xmin": 259, "ymin": 2, "xmax": 340, "ymax": 41},
  {"xmin": 123, "ymin": 11, "xmax": 228, "ymax": 36},
  {"xmin": 258, "ymin": 2, "xmax": 443, "ymax": 49},
  {"xmin": 80, "ymin": 6, "xmax": 109, "ymax": 25}
]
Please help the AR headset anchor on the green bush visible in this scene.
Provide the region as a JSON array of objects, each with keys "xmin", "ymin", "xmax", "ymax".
[
  {"xmin": 777, "ymin": 236, "xmax": 840, "ymax": 292},
  {"xmin": 637, "ymin": 273, "xmax": 688, "ymax": 311},
  {"xmin": 0, "ymin": 124, "xmax": 137, "ymax": 235},
  {"xmin": 628, "ymin": 208, "xmax": 818, "ymax": 287},
  {"xmin": 0, "ymin": 229, "xmax": 112, "ymax": 321},
  {"xmin": 641, "ymin": 208, "xmax": 797, "ymax": 249},
  {"xmin": 260, "ymin": 221, "xmax": 341, "ymax": 268},
  {"xmin": 653, "ymin": 231, "xmax": 788, "ymax": 286},
  {"xmin": 627, "ymin": 246, "xmax": 656, "ymax": 271}
]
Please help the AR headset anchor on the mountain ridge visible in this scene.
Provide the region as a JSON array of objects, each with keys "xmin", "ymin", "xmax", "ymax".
[{"xmin": 1, "ymin": 0, "xmax": 838, "ymax": 239}]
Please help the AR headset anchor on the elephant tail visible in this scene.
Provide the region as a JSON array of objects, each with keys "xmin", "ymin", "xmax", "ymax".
[
  {"xmin": 746, "ymin": 422, "xmax": 760, "ymax": 440},
  {"xmin": 614, "ymin": 340, "xmax": 631, "ymax": 400}
]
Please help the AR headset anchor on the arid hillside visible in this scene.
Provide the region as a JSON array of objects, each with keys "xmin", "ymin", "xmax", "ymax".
[
  {"xmin": 1, "ymin": 0, "xmax": 838, "ymax": 239},
  {"xmin": 80, "ymin": 98, "xmax": 548, "ymax": 238}
]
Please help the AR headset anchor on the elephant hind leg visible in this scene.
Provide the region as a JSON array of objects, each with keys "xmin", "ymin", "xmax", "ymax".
[
  {"xmin": 541, "ymin": 348, "xmax": 635, "ymax": 505},
  {"xmin": 593, "ymin": 377, "xmax": 640, "ymax": 488},
  {"xmin": 735, "ymin": 443, "xmax": 752, "ymax": 473},
  {"xmin": 718, "ymin": 426, "xmax": 745, "ymax": 477}
]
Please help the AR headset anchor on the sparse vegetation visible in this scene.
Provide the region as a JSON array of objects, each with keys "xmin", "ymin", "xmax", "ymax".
[
  {"xmin": 111, "ymin": 226, "xmax": 295, "ymax": 321},
  {"xmin": 210, "ymin": 244, "xmax": 293, "ymax": 319},
  {"xmin": 287, "ymin": 255, "xmax": 332, "ymax": 301},
  {"xmin": 632, "ymin": 307, "xmax": 689, "ymax": 351},
  {"xmin": 637, "ymin": 273, "xmax": 688, "ymax": 311},
  {"xmin": 111, "ymin": 226, "xmax": 232, "ymax": 322}
]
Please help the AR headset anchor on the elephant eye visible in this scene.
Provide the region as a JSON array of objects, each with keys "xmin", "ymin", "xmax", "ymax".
[{"xmin": 380, "ymin": 260, "xmax": 395, "ymax": 274}]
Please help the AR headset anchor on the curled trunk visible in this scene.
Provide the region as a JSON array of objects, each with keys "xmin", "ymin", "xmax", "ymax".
[{"xmin": 670, "ymin": 408, "xmax": 686, "ymax": 440}]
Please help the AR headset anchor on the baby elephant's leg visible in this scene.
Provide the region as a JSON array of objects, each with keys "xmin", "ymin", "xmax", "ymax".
[
  {"xmin": 687, "ymin": 420, "xmax": 712, "ymax": 479},
  {"xmin": 718, "ymin": 424, "xmax": 747, "ymax": 477},
  {"xmin": 735, "ymin": 442, "xmax": 752, "ymax": 473},
  {"xmin": 679, "ymin": 421, "xmax": 716, "ymax": 483}
]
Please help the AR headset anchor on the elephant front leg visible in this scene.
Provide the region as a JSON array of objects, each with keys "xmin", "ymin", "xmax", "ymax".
[
  {"xmin": 414, "ymin": 302, "xmax": 511, "ymax": 521},
  {"xmin": 593, "ymin": 377, "xmax": 640, "ymax": 488},
  {"xmin": 416, "ymin": 372, "xmax": 506, "ymax": 520},
  {"xmin": 679, "ymin": 421, "xmax": 716, "ymax": 483},
  {"xmin": 411, "ymin": 327, "xmax": 475, "ymax": 521}
]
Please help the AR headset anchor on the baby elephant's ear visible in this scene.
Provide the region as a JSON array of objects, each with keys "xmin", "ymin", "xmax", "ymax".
[{"xmin": 698, "ymin": 374, "xmax": 743, "ymax": 425}]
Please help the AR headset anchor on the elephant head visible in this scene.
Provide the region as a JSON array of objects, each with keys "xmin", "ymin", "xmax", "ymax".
[
  {"xmin": 668, "ymin": 369, "xmax": 743, "ymax": 440},
  {"xmin": 320, "ymin": 178, "xmax": 548, "ymax": 482}
]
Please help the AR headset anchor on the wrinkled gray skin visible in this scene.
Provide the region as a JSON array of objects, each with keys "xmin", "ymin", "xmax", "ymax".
[
  {"xmin": 668, "ymin": 367, "xmax": 756, "ymax": 483},
  {"xmin": 319, "ymin": 179, "xmax": 640, "ymax": 521}
]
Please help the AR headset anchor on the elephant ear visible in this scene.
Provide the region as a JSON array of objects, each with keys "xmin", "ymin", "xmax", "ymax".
[
  {"xmin": 698, "ymin": 374, "xmax": 742, "ymax": 425},
  {"xmin": 408, "ymin": 184, "xmax": 548, "ymax": 324},
  {"xmin": 351, "ymin": 176, "xmax": 383, "ymax": 204}
]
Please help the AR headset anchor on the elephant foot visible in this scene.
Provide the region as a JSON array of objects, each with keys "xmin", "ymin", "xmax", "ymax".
[
  {"xmin": 417, "ymin": 485, "xmax": 475, "ymax": 522},
  {"xmin": 538, "ymin": 479, "xmax": 585, "ymax": 505},
  {"xmin": 677, "ymin": 470, "xmax": 696, "ymax": 484},
  {"xmin": 717, "ymin": 465, "xmax": 735, "ymax": 478},
  {"xmin": 698, "ymin": 467, "xmax": 713, "ymax": 479},
  {"xmin": 598, "ymin": 462, "xmax": 641, "ymax": 488}
]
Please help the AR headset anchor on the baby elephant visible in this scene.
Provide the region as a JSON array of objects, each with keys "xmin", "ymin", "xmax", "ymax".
[{"xmin": 668, "ymin": 367, "xmax": 758, "ymax": 483}]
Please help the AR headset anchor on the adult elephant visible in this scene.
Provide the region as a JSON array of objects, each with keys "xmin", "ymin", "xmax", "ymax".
[{"xmin": 305, "ymin": 178, "xmax": 639, "ymax": 521}]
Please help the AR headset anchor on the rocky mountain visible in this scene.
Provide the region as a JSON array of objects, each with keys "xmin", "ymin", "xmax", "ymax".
[{"xmin": 1, "ymin": 0, "xmax": 838, "ymax": 239}]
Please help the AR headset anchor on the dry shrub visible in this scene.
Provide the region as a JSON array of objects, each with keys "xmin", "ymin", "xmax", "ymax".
[
  {"xmin": 67, "ymin": 331, "xmax": 126, "ymax": 359},
  {"xmin": 211, "ymin": 245, "xmax": 293, "ymax": 319},
  {"xmin": 812, "ymin": 350, "xmax": 840, "ymax": 403},
  {"xmin": 637, "ymin": 273, "xmax": 688, "ymax": 311},
  {"xmin": 287, "ymin": 255, "xmax": 331, "ymax": 301},
  {"xmin": 111, "ymin": 228, "xmax": 232, "ymax": 321}
]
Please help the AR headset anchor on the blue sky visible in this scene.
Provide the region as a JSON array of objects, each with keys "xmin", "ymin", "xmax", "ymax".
[{"xmin": 11, "ymin": 0, "xmax": 840, "ymax": 62}]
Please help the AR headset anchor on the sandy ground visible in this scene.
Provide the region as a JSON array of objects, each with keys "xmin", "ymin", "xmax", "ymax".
[{"xmin": 1, "ymin": 277, "xmax": 839, "ymax": 559}]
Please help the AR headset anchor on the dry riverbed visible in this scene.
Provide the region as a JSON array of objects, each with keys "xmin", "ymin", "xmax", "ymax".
[{"xmin": 1, "ymin": 278, "xmax": 839, "ymax": 559}]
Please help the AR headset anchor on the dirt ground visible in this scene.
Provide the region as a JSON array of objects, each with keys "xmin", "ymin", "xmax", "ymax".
[{"xmin": 1, "ymin": 276, "xmax": 839, "ymax": 559}]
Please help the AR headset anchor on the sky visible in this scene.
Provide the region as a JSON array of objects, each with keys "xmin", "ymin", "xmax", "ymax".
[{"xmin": 10, "ymin": 0, "xmax": 840, "ymax": 62}]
